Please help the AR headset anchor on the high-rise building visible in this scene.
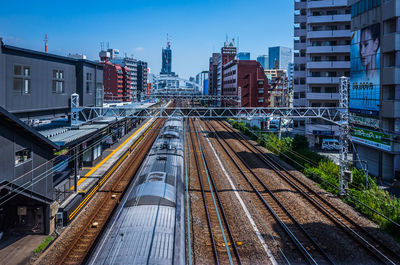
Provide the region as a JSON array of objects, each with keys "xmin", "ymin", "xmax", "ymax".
[
  {"xmin": 237, "ymin": 52, "xmax": 250, "ymax": 60},
  {"xmin": 293, "ymin": 0, "xmax": 351, "ymax": 145},
  {"xmin": 101, "ymin": 61, "xmax": 132, "ymax": 102},
  {"xmin": 137, "ymin": 60, "xmax": 148, "ymax": 101},
  {"xmin": 196, "ymin": 71, "xmax": 208, "ymax": 94},
  {"xmin": 349, "ymin": 0, "xmax": 400, "ymax": 181},
  {"xmin": 217, "ymin": 39, "xmax": 237, "ymax": 102},
  {"xmin": 268, "ymin": 46, "xmax": 292, "ymax": 70},
  {"xmin": 161, "ymin": 41, "xmax": 172, "ymax": 74},
  {"xmin": 257, "ymin": 55, "xmax": 269, "ymax": 69}
]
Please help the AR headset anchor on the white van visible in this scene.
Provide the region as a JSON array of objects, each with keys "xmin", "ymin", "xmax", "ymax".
[{"xmin": 321, "ymin": 139, "xmax": 340, "ymax": 151}]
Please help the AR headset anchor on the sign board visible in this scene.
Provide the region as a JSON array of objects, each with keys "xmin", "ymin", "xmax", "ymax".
[
  {"xmin": 351, "ymin": 127, "xmax": 392, "ymax": 151},
  {"xmin": 17, "ymin": 206, "xmax": 27, "ymax": 216},
  {"xmin": 350, "ymin": 23, "xmax": 381, "ymax": 114}
]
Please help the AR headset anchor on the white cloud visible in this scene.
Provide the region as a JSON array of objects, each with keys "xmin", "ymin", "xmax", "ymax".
[{"xmin": 135, "ymin": 47, "xmax": 144, "ymax": 52}]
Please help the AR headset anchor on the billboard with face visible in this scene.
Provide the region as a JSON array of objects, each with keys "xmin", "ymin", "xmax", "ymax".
[{"xmin": 350, "ymin": 23, "xmax": 380, "ymax": 115}]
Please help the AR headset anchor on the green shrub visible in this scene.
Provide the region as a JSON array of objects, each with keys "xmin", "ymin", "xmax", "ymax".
[{"xmin": 33, "ymin": 236, "xmax": 53, "ymax": 254}]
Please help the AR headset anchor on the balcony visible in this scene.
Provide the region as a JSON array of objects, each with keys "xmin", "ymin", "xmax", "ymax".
[
  {"xmin": 308, "ymin": 14, "xmax": 351, "ymax": 24},
  {"xmin": 294, "ymin": 42, "xmax": 306, "ymax": 50},
  {"xmin": 381, "ymin": 33, "xmax": 400, "ymax": 53},
  {"xmin": 294, "ymin": 28, "xmax": 306, "ymax": 36},
  {"xmin": 382, "ymin": 0, "xmax": 400, "ymax": 21},
  {"xmin": 294, "ymin": 15, "xmax": 307, "ymax": 23},
  {"xmin": 294, "ymin": 56, "xmax": 306, "ymax": 64},
  {"xmin": 295, "ymin": 1, "xmax": 307, "ymax": 9},
  {"xmin": 381, "ymin": 100, "xmax": 400, "ymax": 118},
  {"xmin": 307, "ymin": 77, "xmax": 340, "ymax": 84},
  {"xmin": 382, "ymin": 67, "xmax": 400, "ymax": 85},
  {"xmin": 306, "ymin": 92, "xmax": 340, "ymax": 100},
  {"xmin": 307, "ymin": 45, "xmax": 349, "ymax": 54},
  {"xmin": 308, "ymin": 0, "xmax": 348, "ymax": 9},
  {"xmin": 307, "ymin": 30, "xmax": 350, "ymax": 39},
  {"xmin": 293, "ymin": 84, "xmax": 306, "ymax": 91},
  {"xmin": 306, "ymin": 61, "xmax": 350, "ymax": 69},
  {"xmin": 294, "ymin": 70, "xmax": 306, "ymax": 78}
]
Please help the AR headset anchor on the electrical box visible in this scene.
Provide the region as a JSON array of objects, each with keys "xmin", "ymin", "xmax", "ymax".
[{"xmin": 344, "ymin": 170, "xmax": 353, "ymax": 183}]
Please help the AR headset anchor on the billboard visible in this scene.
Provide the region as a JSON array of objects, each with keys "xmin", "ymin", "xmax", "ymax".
[
  {"xmin": 352, "ymin": 127, "xmax": 392, "ymax": 152},
  {"xmin": 350, "ymin": 23, "xmax": 381, "ymax": 115}
]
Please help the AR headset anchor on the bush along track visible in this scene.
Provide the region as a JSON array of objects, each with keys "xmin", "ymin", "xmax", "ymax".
[{"xmin": 229, "ymin": 119, "xmax": 400, "ymax": 241}]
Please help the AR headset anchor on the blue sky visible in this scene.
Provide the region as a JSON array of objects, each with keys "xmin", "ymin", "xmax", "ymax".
[{"xmin": 0, "ymin": 0, "xmax": 294, "ymax": 79}]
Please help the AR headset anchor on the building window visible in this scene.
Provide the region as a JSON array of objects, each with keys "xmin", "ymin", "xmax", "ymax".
[
  {"xmin": 53, "ymin": 70, "xmax": 65, "ymax": 93},
  {"xmin": 86, "ymin": 82, "xmax": 90, "ymax": 93},
  {"xmin": 13, "ymin": 65, "xmax": 31, "ymax": 94},
  {"xmin": 15, "ymin": 148, "xmax": 32, "ymax": 166}
]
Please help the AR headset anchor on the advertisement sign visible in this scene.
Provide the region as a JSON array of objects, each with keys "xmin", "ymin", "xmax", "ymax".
[
  {"xmin": 352, "ymin": 127, "xmax": 392, "ymax": 151},
  {"xmin": 350, "ymin": 23, "xmax": 381, "ymax": 114},
  {"xmin": 349, "ymin": 113, "xmax": 379, "ymax": 129}
]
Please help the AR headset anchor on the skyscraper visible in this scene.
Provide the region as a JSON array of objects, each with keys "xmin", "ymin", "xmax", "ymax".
[
  {"xmin": 237, "ymin": 52, "xmax": 250, "ymax": 60},
  {"xmin": 161, "ymin": 40, "xmax": 172, "ymax": 74},
  {"xmin": 268, "ymin": 46, "xmax": 292, "ymax": 70},
  {"xmin": 257, "ymin": 55, "xmax": 269, "ymax": 69}
]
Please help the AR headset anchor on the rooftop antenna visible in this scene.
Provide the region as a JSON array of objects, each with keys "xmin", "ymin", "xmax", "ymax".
[
  {"xmin": 107, "ymin": 42, "xmax": 110, "ymax": 50},
  {"xmin": 167, "ymin": 33, "xmax": 171, "ymax": 49},
  {"xmin": 44, "ymin": 34, "xmax": 48, "ymax": 53}
]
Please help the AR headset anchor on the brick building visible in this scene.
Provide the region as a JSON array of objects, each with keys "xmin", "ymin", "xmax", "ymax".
[
  {"xmin": 222, "ymin": 60, "xmax": 270, "ymax": 107},
  {"xmin": 102, "ymin": 61, "xmax": 131, "ymax": 102}
]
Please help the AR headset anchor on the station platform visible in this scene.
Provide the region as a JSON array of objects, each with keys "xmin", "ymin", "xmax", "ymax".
[{"xmin": 56, "ymin": 116, "xmax": 157, "ymax": 224}]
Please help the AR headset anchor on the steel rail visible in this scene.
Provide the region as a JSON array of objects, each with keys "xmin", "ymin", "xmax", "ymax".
[
  {"xmin": 218, "ymin": 120, "xmax": 400, "ymax": 265},
  {"xmin": 204, "ymin": 120, "xmax": 331, "ymax": 265},
  {"xmin": 193, "ymin": 119, "xmax": 242, "ymax": 265},
  {"xmin": 187, "ymin": 118, "xmax": 220, "ymax": 265}
]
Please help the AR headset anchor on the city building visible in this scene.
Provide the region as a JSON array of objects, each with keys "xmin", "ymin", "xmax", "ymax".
[
  {"xmin": 257, "ymin": 55, "xmax": 269, "ymax": 69},
  {"xmin": 293, "ymin": 0, "xmax": 351, "ymax": 145},
  {"xmin": 101, "ymin": 61, "xmax": 131, "ymax": 102},
  {"xmin": 349, "ymin": 0, "xmax": 400, "ymax": 181},
  {"xmin": 0, "ymin": 39, "xmax": 103, "ymax": 121},
  {"xmin": 112, "ymin": 57, "xmax": 138, "ymax": 102},
  {"xmin": 222, "ymin": 60, "xmax": 270, "ymax": 108},
  {"xmin": 137, "ymin": 60, "xmax": 148, "ymax": 101},
  {"xmin": 161, "ymin": 40, "xmax": 172, "ymax": 75},
  {"xmin": 196, "ymin": 71, "xmax": 209, "ymax": 94},
  {"xmin": 217, "ymin": 39, "xmax": 237, "ymax": 104},
  {"xmin": 237, "ymin": 52, "xmax": 250, "ymax": 60},
  {"xmin": 288, "ymin": 62, "xmax": 295, "ymax": 92},
  {"xmin": 208, "ymin": 53, "xmax": 220, "ymax": 96},
  {"xmin": 269, "ymin": 46, "xmax": 292, "ymax": 70},
  {"xmin": 264, "ymin": 69, "xmax": 288, "ymax": 82}
]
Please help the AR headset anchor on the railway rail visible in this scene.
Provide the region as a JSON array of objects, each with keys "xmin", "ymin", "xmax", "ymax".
[
  {"xmin": 215, "ymin": 119, "xmax": 400, "ymax": 265},
  {"xmin": 202, "ymin": 120, "xmax": 334, "ymax": 265},
  {"xmin": 56, "ymin": 119, "xmax": 164, "ymax": 265},
  {"xmin": 188, "ymin": 118, "xmax": 242, "ymax": 265}
]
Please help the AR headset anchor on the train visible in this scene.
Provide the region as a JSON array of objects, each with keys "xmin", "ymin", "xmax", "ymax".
[{"xmin": 87, "ymin": 116, "xmax": 185, "ymax": 265}]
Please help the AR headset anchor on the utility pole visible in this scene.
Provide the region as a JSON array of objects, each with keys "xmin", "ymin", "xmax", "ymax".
[{"xmin": 339, "ymin": 76, "xmax": 351, "ymax": 196}]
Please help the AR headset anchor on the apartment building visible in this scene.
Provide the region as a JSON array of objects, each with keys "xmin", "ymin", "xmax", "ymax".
[
  {"xmin": 349, "ymin": 0, "xmax": 400, "ymax": 181},
  {"xmin": 293, "ymin": 0, "xmax": 351, "ymax": 145}
]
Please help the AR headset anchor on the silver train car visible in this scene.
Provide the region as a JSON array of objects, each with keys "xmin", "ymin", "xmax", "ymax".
[{"xmin": 88, "ymin": 116, "xmax": 185, "ymax": 265}]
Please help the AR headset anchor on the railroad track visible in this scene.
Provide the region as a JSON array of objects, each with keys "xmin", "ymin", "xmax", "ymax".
[
  {"xmin": 215, "ymin": 119, "xmax": 400, "ymax": 265},
  {"xmin": 202, "ymin": 120, "xmax": 334, "ymax": 265},
  {"xmin": 188, "ymin": 118, "xmax": 242, "ymax": 265},
  {"xmin": 57, "ymin": 119, "xmax": 164, "ymax": 265}
]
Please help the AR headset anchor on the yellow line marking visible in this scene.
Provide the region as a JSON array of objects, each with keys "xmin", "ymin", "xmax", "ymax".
[
  {"xmin": 68, "ymin": 117, "xmax": 158, "ymax": 220},
  {"xmin": 70, "ymin": 119, "xmax": 153, "ymax": 190}
]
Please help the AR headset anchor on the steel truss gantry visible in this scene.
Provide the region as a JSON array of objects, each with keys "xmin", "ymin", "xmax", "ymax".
[{"xmin": 143, "ymin": 94, "xmax": 240, "ymax": 101}]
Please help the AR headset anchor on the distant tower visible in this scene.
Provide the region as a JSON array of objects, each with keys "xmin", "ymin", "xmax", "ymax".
[
  {"xmin": 44, "ymin": 34, "xmax": 48, "ymax": 53},
  {"xmin": 161, "ymin": 34, "xmax": 172, "ymax": 74}
]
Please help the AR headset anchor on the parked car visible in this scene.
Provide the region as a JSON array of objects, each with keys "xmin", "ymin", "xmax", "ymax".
[{"xmin": 321, "ymin": 138, "xmax": 340, "ymax": 151}]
